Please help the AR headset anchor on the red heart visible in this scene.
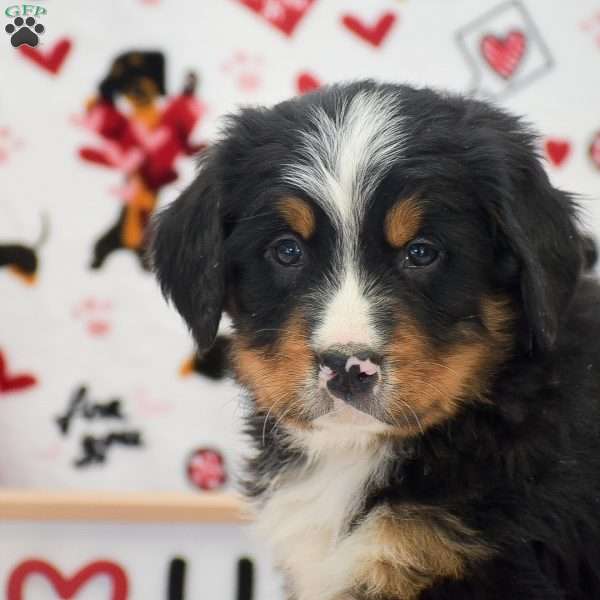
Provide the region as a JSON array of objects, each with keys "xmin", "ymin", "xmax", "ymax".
[
  {"xmin": 480, "ymin": 30, "xmax": 526, "ymax": 79},
  {"xmin": 342, "ymin": 12, "xmax": 397, "ymax": 47},
  {"xmin": 7, "ymin": 559, "xmax": 128, "ymax": 600},
  {"xmin": 296, "ymin": 72, "xmax": 321, "ymax": 94},
  {"xmin": 0, "ymin": 350, "xmax": 37, "ymax": 394},
  {"xmin": 235, "ymin": 0, "xmax": 316, "ymax": 36},
  {"xmin": 544, "ymin": 138, "xmax": 571, "ymax": 167},
  {"xmin": 590, "ymin": 131, "xmax": 600, "ymax": 171},
  {"xmin": 19, "ymin": 38, "xmax": 72, "ymax": 75}
]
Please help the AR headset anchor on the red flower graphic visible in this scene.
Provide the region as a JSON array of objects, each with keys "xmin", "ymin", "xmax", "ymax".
[{"xmin": 186, "ymin": 448, "xmax": 227, "ymax": 491}]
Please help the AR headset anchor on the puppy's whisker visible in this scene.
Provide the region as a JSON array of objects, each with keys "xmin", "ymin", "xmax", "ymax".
[
  {"xmin": 260, "ymin": 397, "xmax": 286, "ymax": 447},
  {"xmin": 385, "ymin": 358, "xmax": 460, "ymax": 378},
  {"xmin": 271, "ymin": 400, "xmax": 301, "ymax": 436},
  {"xmin": 398, "ymin": 399, "xmax": 424, "ymax": 434},
  {"xmin": 236, "ymin": 211, "xmax": 276, "ymax": 222},
  {"xmin": 417, "ymin": 379, "xmax": 447, "ymax": 401},
  {"xmin": 252, "ymin": 328, "xmax": 312, "ymax": 338},
  {"xmin": 412, "ymin": 360, "xmax": 460, "ymax": 378},
  {"xmin": 256, "ymin": 348, "xmax": 313, "ymax": 363},
  {"xmin": 259, "ymin": 388, "xmax": 305, "ymax": 445},
  {"xmin": 385, "ymin": 404, "xmax": 411, "ymax": 431}
]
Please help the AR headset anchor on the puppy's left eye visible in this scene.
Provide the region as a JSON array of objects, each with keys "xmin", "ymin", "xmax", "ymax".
[
  {"xmin": 404, "ymin": 242, "xmax": 440, "ymax": 268},
  {"xmin": 271, "ymin": 238, "xmax": 304, "ymax": 267}
]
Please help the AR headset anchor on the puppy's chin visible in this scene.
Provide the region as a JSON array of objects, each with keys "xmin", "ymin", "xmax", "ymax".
[
  {"xmin": 316, "ymin": 397, "xmax": 384, "ymax": 428},
  {"xmin": 290, "ymin": 403, "xmax": 392, "ymax": 453},
  {"xmin": 304, "ymin": 397, "xmax": 394, "ymax": 449}
]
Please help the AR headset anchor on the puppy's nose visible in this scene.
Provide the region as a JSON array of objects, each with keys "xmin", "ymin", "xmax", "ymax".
[{"xmin": 319, "ymin": 350, "xmax": 381, "ymax": 403}]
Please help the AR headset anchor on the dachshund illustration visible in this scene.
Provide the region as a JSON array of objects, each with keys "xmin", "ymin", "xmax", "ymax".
[
  {"xmin": 78, "ymin": 51, "xmax": 205, "ymax": 270},
  {"xmin": 0, "ymin": 214, "xmax": 49, "ymax": 284}
]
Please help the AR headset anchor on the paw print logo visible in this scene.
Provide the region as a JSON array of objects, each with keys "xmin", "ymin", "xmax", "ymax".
[{"xmin": 5, "ymin": 16, "xmax": 44, "ymax": 48}]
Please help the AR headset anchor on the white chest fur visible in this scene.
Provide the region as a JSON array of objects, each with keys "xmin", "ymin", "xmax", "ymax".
[{"xmin": 255, "ymin": 434, "xmax": 389, "ymax": 600}]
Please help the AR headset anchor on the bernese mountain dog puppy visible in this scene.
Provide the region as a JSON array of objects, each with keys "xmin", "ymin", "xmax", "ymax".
[{"xmin": 152, "ymin": 81, "xmax": 600, "ymax": 599}]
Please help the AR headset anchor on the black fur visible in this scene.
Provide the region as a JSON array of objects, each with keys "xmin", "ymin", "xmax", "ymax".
[
  {"xmin": 189, "ymin": 335, "xmax": 231, "ymax": 380},
  {"xmin": 99, "ymin": 50, "xmax": 166, "ymax": 103},
  {"xmin": 151, "ymin": 148, "xmax": 225, "ymax": 351},
  {"xmin": 0, "ymin": 215, "xmax": 48, "ymax": 280},
  {"xmin": 0, "ymin": 244, "xmax": 37, "ymax": 274},
  {"xmin": 582, "ymin": 235, "xmax": 598, "ymax": 271},
  {"xmin": 377, "ymin": 281, "xmax": 600, "ymax": 597},
  {"xmin": 152, "ymin": 81, "xmax": 600, "ymax": 599}
]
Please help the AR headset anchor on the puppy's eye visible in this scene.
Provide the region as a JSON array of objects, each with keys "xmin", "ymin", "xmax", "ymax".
[
  {"xmin": 404, "ymin": 242, "xmax": 440, "ymax": 268},
  {"xmin": 271, "ymin": 238, "xmax": 304, "ymax": 267}
]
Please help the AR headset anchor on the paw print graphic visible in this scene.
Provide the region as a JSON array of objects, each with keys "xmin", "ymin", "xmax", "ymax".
[
  {"xmin": 0, "ymin": 126, "xmax": 24, "ymax": 164},
  {"xmin": 5, "ymin": 16, "xmax": 44, "ymax": 48},
  {"xmin": 72, "ymin": 297, "xmax": 113, "ymax": 337},
  {"xmin": 221, "ymin": 51, "xmax": 264, "ymax": 93}
]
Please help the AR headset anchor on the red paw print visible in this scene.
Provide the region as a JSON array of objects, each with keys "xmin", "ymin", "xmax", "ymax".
[
  {"xmin": 221, "ymin": 51, "xmax": 264, "ymax": 93},
  {"xmin": 0, "ymin": 126, "xmax": 24, "ymax": 164},
  {"xmin": 72, "ymin": 297, "xmax": 113, "ymax": 337}
]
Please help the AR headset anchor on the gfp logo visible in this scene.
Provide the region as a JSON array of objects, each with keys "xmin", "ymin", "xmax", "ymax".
[{"xmin": 5, "ymin": 4, "xmax": 46, "ymax": 48}]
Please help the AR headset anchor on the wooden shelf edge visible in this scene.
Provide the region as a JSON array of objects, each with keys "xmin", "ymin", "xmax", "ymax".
[{"xmin": 0, "ymin": 490, "xmax": 249, "ymax": 523}]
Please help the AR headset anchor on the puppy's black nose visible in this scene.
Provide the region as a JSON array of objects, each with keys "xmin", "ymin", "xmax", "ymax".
[{"xmin": 319, "ymin": 350, "xmax": 381, "ymax": 403}]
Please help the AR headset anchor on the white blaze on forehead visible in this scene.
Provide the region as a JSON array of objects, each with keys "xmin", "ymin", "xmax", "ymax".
[
  {"xmin": 282, "ymin": 87, "xmax": 406, "ymax": 233},
  {"xmin": 313, "ymin": 267, "xmax": 379, "ymax": 350},
  {"xmin": 282, "ymin": 87, "xmax": 405, "ymax": 352}
]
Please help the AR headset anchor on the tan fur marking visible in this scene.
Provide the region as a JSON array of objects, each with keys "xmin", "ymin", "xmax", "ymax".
[
  {"xmin": 481, "ymin": 295, "xmax": 514, "ymax": 348},
  {"xmin": 383, "ymin": 320, "xmax": 456, "ymax": 434},
  {"xmin": 179, "ymin": 355, "xmax": 195, "ymax": 377},
  {"xmin": 121, "ymin": 176, "xmax": 157, "ymax": 248},
  {"xmin": 383, "ymin": 296, "xmax": 514, "ymax": 435},
  {"xmin": 351, "ymin": 506, "xmax": 492, "ymax": 599},
  {"xmin": 9, "ymin": 265, "xmax": 36, "ymax": 285},
  {"xmin": 231, "ymin": 312, "xmax": 313, "ymax": 420},
  {"xmin": 384, "ymin": 198, "xmax": 423, "ymax": 248},
  {"xmin": 277, "ymin": 197, "xmax": 316, "ymax": 240}
]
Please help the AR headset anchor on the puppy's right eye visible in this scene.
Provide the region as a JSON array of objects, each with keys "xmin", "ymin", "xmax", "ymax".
[{"xmin": 270, "ymin": 238, "xmax": 304, "ymax": 267}]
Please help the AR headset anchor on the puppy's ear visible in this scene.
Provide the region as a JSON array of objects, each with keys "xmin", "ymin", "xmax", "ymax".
[
  {"xmin": 150, "ymin": 153, "xmax": 224, "ymax": 353},
  {"xmin": 495, "ymin": 158, "xmax": 582, "ymax": 354}
]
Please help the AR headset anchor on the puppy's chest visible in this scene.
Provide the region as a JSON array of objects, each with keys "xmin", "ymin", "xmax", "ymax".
[
  {"xmin": 256, "ymin": 448, "xmax": 381, "ymax": 600},
  {"xmin": 256, "ymin": 447, "xmax": 489, "ymax": 600}
]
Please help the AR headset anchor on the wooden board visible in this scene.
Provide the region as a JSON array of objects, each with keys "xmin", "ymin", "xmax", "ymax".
[{"xmin": 0, "ymin": 490, "xmax": 247, "ymax": 522}]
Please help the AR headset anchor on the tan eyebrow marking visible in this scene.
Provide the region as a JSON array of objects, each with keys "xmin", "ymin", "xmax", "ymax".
[
  {"xmin": 384, "ymin": 198, "xmax": 423, "ymax": 248},
  {"xmin": 277, "ymin": 197, "xmax": 316, "ymax": 240}
]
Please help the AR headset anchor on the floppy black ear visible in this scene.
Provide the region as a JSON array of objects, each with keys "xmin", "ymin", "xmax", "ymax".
[
  {"xmin": 495, "ymin": 157, "xmax": 583, "ymax": 354},
  {"xmin": 150, "ymin": 153, "xmax": 224, "ymax": 353}
]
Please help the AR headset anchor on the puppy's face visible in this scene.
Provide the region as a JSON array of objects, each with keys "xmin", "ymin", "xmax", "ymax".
[
  {"xmin": 153, "ymin": 82, "xmax": 583, "ymax": 438},
  {"xmin": 227, "ymin": 187, "xmax": 512, "ymax": 437}
]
